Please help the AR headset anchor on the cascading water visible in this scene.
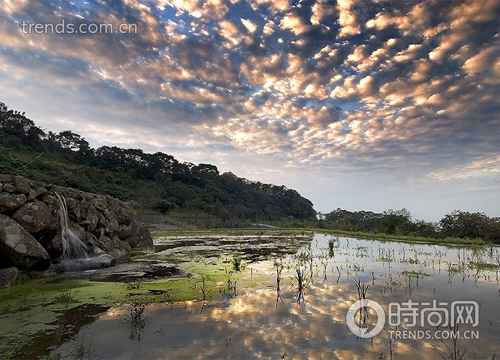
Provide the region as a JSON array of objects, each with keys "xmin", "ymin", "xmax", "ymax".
[
  {"xmin": 54, "ymin": 193, "xmax": 115, "ymax": 272},
  {"xmin": 55, "ymin": 193, "xmax": 89, "ymax": 260}
]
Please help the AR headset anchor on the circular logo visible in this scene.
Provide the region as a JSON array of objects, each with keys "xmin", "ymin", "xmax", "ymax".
[{"xmin": 346, "ymin": 299, "xmax": 386, "ymax": 338}]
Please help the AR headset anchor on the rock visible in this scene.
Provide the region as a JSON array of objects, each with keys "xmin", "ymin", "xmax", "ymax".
[
  {"xmin": 0, "ymin": 174, "xmax": 13, "ymax": 182},
  {"xmin": 104, "ymin": 213, "xmax": 121, "ymax": 236},
  {"xmin": 0, "ymin": 247, "xmax": 15, "ymax": 268},
  {"xmin": 2, "ymin": 184, "xmax": 16, "ymax": 193},
  {"xmin": 90, "ymin": 234, "xmax": 131, "ymax": 263},
  {"xmin": 14, "ymin": 176, "xmax": 31, "ymax": 195},
  {"xmin": 80, "ymin": 205, "xmax": 99, "ymax": 231},
  {"xmin": 0, "ymin": 175, "xmax": 153, "ymax": 274},
  {"xmin": 27, "ymin": 189, "xmax": 36, "ymax": 201},
  {"xmin": 0, "ymin": 192, "xmax": 27, "ymax": 213},
  {"xmin": 53, "ymin": 253, "xmax": 116, "ymax": 272},
  {"xmin": 41, "ymin": 194, "xmax": 58, "ymax": 212},
  {"xmin": 69, "ymin": 223, "xmax": 87, "ymax": 243},
  {"xmin": 110, "ymin": 238, "xmax": 131, "ymax": 263},
  {"xmin": 66, "ymin": 197, "xmax": 81, "ymax": 220},
  {"xmin": 110, "ymin": 200, "xmax": 133, "ymax": 225},
  {"xmin": 91, "ymin": 197, "xmax": 108, "ymax": 212},
  {"xmin": 0, "ymin": 215, "xmax": 51, "ymax": 271},
  {"xmin": 110, "ymin": 224, "xmax": 133, "ymax": 239},
  {"xmin": 0, "ymin": 267, "xmax": 19, "ymax": 289},
  {"xmin": 35, "ymin": 219, "xmax": 63, "ymax": 260},
  {"xmin": 35, "ymin": 187, "xmax": 48, "ymax": 198},
  {"xmin": 125, "ymin": 219, "xmax": 153, "ymax": 248},
  {"xmin": 12, "ymin": 200, "xmax": 52, "ymax": 233},
  {"xmin": 96, "ymin": 210, "xmax": 107, "ymax": 228}
]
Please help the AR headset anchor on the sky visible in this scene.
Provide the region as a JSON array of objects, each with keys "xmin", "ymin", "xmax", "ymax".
[{"xmin": 0, "ymin": 0, "xmax": 499, "ymax": 222}]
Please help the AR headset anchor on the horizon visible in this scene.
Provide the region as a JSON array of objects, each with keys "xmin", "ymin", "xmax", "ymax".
[{"xmin": 1, "ymin": 0, "xmax": 499, "ymax": 222}]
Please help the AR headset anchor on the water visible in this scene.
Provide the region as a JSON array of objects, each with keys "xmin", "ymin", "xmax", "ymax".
[
  {"xmin": 53, "ymin": 193, "xmax": 114, "ymax": 272},
  {"xmin": 50, "ymin": 233, "xmax": 500, "ymax": 359},
  {"xmin": 55, "ymin": 193, "xmax": 89, "ymax": 260}
]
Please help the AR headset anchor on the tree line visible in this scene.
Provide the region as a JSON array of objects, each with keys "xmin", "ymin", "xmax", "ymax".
[
  {"xmin": 317, "ymin": 208, "xmax": 500, "ymax": 243},
  {"xmin": 0, "ymin": 101, "xmax": 316, "ymax": 224}
]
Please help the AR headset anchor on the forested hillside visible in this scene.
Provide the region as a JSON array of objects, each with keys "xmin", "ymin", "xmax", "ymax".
[{"xmin": 0, "ymin": 102, "xmax": 316, "ymax": 224}]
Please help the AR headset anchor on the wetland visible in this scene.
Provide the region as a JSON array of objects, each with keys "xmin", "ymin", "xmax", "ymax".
[{"xmin": 1, "ymin": 229, "xmax": 499, "ymax": 359}]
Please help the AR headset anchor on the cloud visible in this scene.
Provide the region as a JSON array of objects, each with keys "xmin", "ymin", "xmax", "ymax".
[
  {"xmin": 280, "ymin": 13, "xmax": 309, "ymax": 35},
  {"xmin": 463, "ymin": 44, "xmax": 500, "ymax": 75},
  {"xmin": 251, "ymin": 0, "xmax": 290, "ymax": 13},
  {"xmin": 337, "ymin": 0, "xmax": 360, "ymax": 37},
  {"xmin": 241, "ymin": 18, "xmax": 258, "ymax": 33},
  {"xmin": 310, "ymin": 0, "xmax": 336, "ymax": 26},
  {"xmin": 426, "ymin": 155, "xmax": 500, "ymax": 181},
  {"xmin": 0, "ymin": 0, "xmax": 500, "ymax": 219}
]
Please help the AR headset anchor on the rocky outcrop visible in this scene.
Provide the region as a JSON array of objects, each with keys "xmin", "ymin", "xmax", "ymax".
[
  {"xmin": 0, "ymin": 215, "xmax": 51, "ymax": 271},
  {"xmin": 0, "ymin": 175, "xmax": 153, "ymax": 283}
]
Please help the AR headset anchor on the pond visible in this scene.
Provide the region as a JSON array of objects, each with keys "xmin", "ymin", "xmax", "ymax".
[{"xmin": 3, "ymin": 231, "xmax": 500, "ymax": 359}]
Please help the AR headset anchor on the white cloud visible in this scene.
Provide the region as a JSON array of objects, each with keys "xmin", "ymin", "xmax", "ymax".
[
  {"xmin": 241, "ymin": 18, "xmax": 258, "ymax": 33},
  {"xmin": 280, "ymin": 13, "xmax": 308, "ymax": 35}
]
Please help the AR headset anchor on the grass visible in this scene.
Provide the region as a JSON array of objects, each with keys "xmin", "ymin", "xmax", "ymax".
[
  {"xmin": 53, "ymin": 289, "xmax": 78, "ymax": 308},
  {"xmin": 158, "ymin": 226, "xmax": 489, "ymax": 248},
  {"xmin": 314, "ymin": 229, "xmax": 487, "ymax": 246},
  {"xmin": 148, "ymin": 227, "xmax": 314, "ymax": 238}
]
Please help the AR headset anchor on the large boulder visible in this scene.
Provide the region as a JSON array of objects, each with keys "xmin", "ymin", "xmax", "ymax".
[
  {"xmin": 0, "ymin": 193, "xmax": 26, "ymax": 213},
  {"xmin": 12, "ymin": 200, "xmax": 52, "ymax": 233},
  {"xmin": 0, "ymin": 215, "xmax": 51, "ymax": 271},
  {"xmin": 125, "ymin": 219, "xmax": 153, "ymax": 248}
]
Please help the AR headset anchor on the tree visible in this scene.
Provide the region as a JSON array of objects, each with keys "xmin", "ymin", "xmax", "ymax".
[
  {"xmin": 377, "ymin": 208, "xmax": 413, "ymax": 235},
  {"xmin": 56, "ymin": 130, "xmax": 90, "ymax": 152},
  {"xmin": 0, "ymin": 107, "xmax": 45, "ymax": 145},
  {"xmin": 439, "ymin": 210, "xmax": 489, "ymax": 239}
]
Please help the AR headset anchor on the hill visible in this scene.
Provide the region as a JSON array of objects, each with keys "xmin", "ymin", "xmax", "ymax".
[{"xmin": 0, "ymin": 101, "xmax": 316, "ymax": 226}]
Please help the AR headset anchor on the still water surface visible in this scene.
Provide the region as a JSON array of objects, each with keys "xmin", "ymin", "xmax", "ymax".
[{"xmin": 51, "ymin": 234, "xmax": 500, "ymax": 359}]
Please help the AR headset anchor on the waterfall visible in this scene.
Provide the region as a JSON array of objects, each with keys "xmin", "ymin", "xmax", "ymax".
[
  {"xmin": 53, "ymin": 193, "xmax": 116, "ymax": 272},
  {"xmin": 55, "ymin": 193, "xmax": 90, "ymax": 260}
]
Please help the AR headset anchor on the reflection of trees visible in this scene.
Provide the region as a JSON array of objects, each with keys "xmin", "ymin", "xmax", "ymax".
[{"xmin": 274, "ymin": 258, "xmax": 284, "ymax": 306}]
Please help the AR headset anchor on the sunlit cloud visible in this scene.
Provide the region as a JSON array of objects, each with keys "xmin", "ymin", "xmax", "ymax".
[
  {"xmin": 337, "ymin": 0, "xmax": 360, "ymax": 37},
  {"xmin": 0, "ymin": 0, "xmax": 499, "ymax": 219},
  {"xmin": 280, "ymin": 13, "xmax": 308, "ymax": 36}
]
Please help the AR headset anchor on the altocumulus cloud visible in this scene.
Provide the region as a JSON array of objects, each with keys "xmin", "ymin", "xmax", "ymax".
[{"xmin": 0, "ymin": 0, "xmax": 500, "ymax": 219}]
